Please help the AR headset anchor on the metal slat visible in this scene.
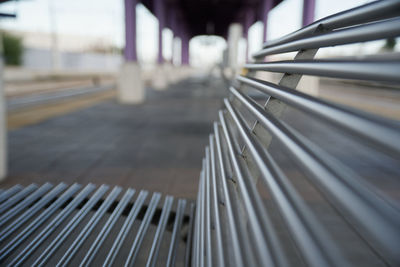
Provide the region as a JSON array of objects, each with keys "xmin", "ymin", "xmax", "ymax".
[
  {"xmin": 236, "ymin": 76, "xmax": 400, "ymax": 155},
  {"xmin": 168, "ymin": 199, "xmax": 187, "ymax": 267},
  {"xmin": 124, "ymin": 192, "xmax": 162, "ymax": 267},
  {"xmin": 253, "ymin": 17, "xmax": 400, "ymax": 58},
  {"xmin": 245, "ymin": 60, "xmax": 400, "ymax": 83},
  {"xmin": 9, "ymin": 184, "xmax": 96, "ymax": 266},
  {"xmin": 230, "ymin": 86, "xmax": 400, "ymax": 264},
  {"xmin": 80, "ymin": 188, "xmax": 136, "ymax": 267},
  {"xmin": 0, "ymin": 184, "xmax": 23, "ymax": 203},
  {"xmin": 212, "ymin": 122, "xmax": 245, "ymax": 267},
  {"xmin": 204, "ymin": 147, "xmax": 213, "ymax": 267},
  {"xmin": 208, "ymin": 135, "xmax": 225, "ymax": 267},
  {"xmin": 0, "ymin": 183, "xmax": 53, "ymax": 227},
  {"xmin": 224, "ymin": 98, "xmax": 347, "ymax": 267},
  {"xmin": 219, "ymin": 110, "xmax": 289, "ymax": 267},
  {"xmin": 103, "ymin": 190, "xmax": 149, "ymax": 267},
  {"xmin": 0, "ymin": 183, "xmax": 66, "ymax": 239},
  {"xmin": 261, "ymin": 0, "xmax": 400, "ymax": 49},
  {"xmin": 33, "ymin": 185, "xmax": 110, "ymax": 267},
  {"xmin": 57, "ymin": 186, "xmax": 122, "ymax": 267},
  {"xmin": 184, "ymin": 203, "xmax": 195, "ymax": 267},
  {"xmin": 146, "ymin": 196, "xmax": 174, "ymax": 267},
  {"xmin": 0, "ymin": 183, "xmax": 81, "ymax": 261},
  {"xmin": 0, "ymin": 184, "xmax": 37, "ymax": 214}
]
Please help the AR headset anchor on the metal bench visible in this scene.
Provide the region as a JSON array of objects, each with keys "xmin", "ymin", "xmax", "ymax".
[{"xmin": 1, "ymin": 1, "xmax": 400, "ymax": 266}]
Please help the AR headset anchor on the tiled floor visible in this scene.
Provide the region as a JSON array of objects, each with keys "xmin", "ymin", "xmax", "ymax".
[{"xmin": 2, "ymin": 76, "xmax": 227, "ymax": 199}]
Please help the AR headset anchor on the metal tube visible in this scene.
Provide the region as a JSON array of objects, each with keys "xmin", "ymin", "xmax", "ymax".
[
  {"xmin": 230, "ymin": 86, "xmax": 400, "ymax": 264},
  {"xmin": 0, "ymin": 183, "xmax": 66, "ymax": 240},
  {"xmin": 57, "ymin": 186, "xmax": 122, "ymax": 267},
  {"xmin": 103, "ymin": 190, "xmax": 149, "ymax": 267},
  {"xmin": 209, "ymin": 135, "xmax": 225, "ymax": 267},
  {"xmin": 213, "ymin": 122, "xmax": 245, "ymax": 267},
  {"xmin": 245, "ymin": 60, "xmax": 400, "ymax": 83},
  {"xmin": 168, "ymin": 199, "xmax": 187, "ymax": 267},
  {"xmin": 204, "ymin": 147, "xmax": 213, "ymax": 267},
  {"xmin": 33, "ymin": 185, "xmax": 110, "ymax": 267},
  {"xmin": 146, "ymin": 196, "xmax": 174, "ymax": 267},
  {"xmin": 236, "ymin": 76, "xmax": 400, "ymax": 155},
  {"xmin": 0, "ymin": 184, "xmax": 37, "ymax": 214},
  {"xmin": 219, "ymin": 110, "xmax": 288, "ymax": 267},
  {"xmin": 254, "ymin": 17, "xmax": 400, "ymax": 58},
  {"xmin": 80, "ymin": 188, "xmax": 136, "ymax": 267},
  {"xmin": 0, "ymin": 184, "xmax": 22, "ymax": 203},
  {"xmin": 9, "ymin": 184, "xmax": 96, "ymax": 266},
  {"xmin": 0, "ymin": 183, "xmax": 53, "ymax": 227},
  {"xmin": 0, "ymin": 183, "xmax": 81, "ymax": 261},
  {"xmin": 124, "ymin": 192, "xmax": 162, "ymax": 267},
  {"xmin": 262, "ymin": 0, "xmax": 400, "ymax": 49},
  {"xmin": 224, "ymin": 98, "xmax": 347, "ymax": 267},
  {"xmin": 184, "ymin": 203, "xmax": 195, "ymax": 267}
]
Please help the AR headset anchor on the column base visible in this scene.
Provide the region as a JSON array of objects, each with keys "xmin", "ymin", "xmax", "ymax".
[
  {"xmin": 152, "ymin": 64, "xmax": 169, "ymax": 91},
  {"xmin": 117, "ymin": 62, "xmax": 145, "ymax": 104}
]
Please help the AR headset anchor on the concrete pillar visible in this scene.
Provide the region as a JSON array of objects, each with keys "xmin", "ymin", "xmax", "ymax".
[
  {"xmin": 262, "ymin": 0, "xmax": 273, "ymax": 43},
  {"xmin": 0, "ymin": 47, "xmax": 6, "ymax": 181},
  {"xmin": 227, "ymin": 23, "xmax": 243, "ymax": 70},
  {"xmin": 302, "ymin": 0, "xmax": 316, "ymax": 26},
  {"xmin": 155, "ymin": 0, "xmax": 165, "ymax": 64},
  {"xmin": 118, "ymin": 0, "xmax": 144, "ymax": 104}
]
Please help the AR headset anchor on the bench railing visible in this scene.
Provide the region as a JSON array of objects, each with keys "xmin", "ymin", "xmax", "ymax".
[{"xmin": 193, "ymin": 1, "xmax": 400, "ymax": 266}]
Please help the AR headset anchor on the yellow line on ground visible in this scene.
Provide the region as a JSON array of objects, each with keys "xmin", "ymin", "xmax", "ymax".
[{"xmin": 7, "ymin": 90, "xmax": 116, "ymax": 130}]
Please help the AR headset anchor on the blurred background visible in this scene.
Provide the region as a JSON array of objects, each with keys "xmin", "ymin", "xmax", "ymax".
[{"xmin": 0, "ymin": 0, "xmax": 398, "ymax": 198}]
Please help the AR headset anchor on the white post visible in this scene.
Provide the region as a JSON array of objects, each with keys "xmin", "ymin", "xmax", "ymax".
[{"xmin": 227, "ymin": 23, "xmax": 243, "ymax": 71}]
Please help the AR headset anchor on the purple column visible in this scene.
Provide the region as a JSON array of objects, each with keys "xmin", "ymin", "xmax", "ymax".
[
  {"xmin": 302, "ymin": 0, "xmax": 316, "ymax": 27},
  {"xmin": 155, "ymin": 0, "xmax": 165, "ymax": 64},
  {"xmin": 262, "ymin": 0, "xmax": 273, "ymax": 43},
  {"xmin": 244, "ymin": 8, "xmax": 254, "ymax": 61},
  {"xmin": 181, "ymin": 30, "xmax": 189, "ymax": 65},
  {"xmin": 124, "ymin": 0, "xmax": 137, "ymax": 62}
]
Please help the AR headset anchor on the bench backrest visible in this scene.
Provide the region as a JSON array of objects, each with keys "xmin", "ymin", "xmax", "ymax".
[{"xmin": 192, "ymin": 1, "xmax": 400, "ymax": 266}]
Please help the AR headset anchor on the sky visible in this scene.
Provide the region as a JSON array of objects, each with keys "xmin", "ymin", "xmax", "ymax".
[{"xmin": 0, "ymin": 0, "xmax": 379, "ymax": 67}]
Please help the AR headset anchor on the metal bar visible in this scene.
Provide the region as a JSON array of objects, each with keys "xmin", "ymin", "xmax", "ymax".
[
  {"xmin": 57, "ymin": 186, "xmax": 122, "ymax": 267},
  {"xmin": 213, "ymin": 122, "xmax": 245, "ymax": 267},
  {"xmin": 124, "ymin": 192, "xmax": 162, "ymax": 267},
  {"xmin": 219, "ymin": 110, "xmax": 289, "ymax": 267},
  {"xmin": 0, "ymin": 184, "xmax": 22, "ymax": 203},
  {"xmin": 192, "ymin": 169, "xmax": 203, "ymax": 267},
  {"xmin": 0, "ymin": 183, "xmax": 66, "ymax": 239},
  {"xmin": 184, "ymin": 202, "xmax": 195, "ymax": 267},
  {"xmin": 103, "ymin": 190, "xmax": 149, "ymax": 267},
  {"xmin": 236, "ymin": 76, "xmax": 400, "ymax": 155},
  {"xmin": 230, "ymin": 86, "xmax": 400, "ymax": 264},
  {"xmin": 225, "ymin": 98, "xmax": 347, "ymax": 267},
  {"xmin": 146, "ymin": 196, "xmax": 174, "ymax": 267},
  {"xmin": 204, "ymin": 147, "xmax": 213, "ymax": 267},
  {"xmin": 254, "ymin": 17, "xmax": 400, "ymax": 58},
  {"xmin": 199, "ymin": 159, "xmax": 206, "ymax": 267},
  {"xmin": 9, "ymin": 184, "xmax": 96, "ymax": 266},
  {"xmin": 0, "ymin": 183, "xmax": 81, "ymax": 261},
  {"xmin": 80, "ymin": 188, "xmax": 136, "ymax": 267},
  {"xmin": 168, "ymin": 199, "xmax": 187, "ymax": 267},
  {"xmin": 245, "ymin": 59, "xmax": 400, "ymax": 83},
  {"xmin": 262, "ymin": 0, "xmax": 400, "ymax": 49},
  {"xmin": 0, "ymin": 183, "xmax": 53, "ymax": 227},
  {"xmin": 33, "ymin": 185, "xmax": 110, "ymax": 267},
  {"xmin": 0, "ymin": 184, "xmax": 37, "ymax": 214},
  {"xmin": 209, "ymin": 135, "xmax": 225, "ymax": 267}
]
